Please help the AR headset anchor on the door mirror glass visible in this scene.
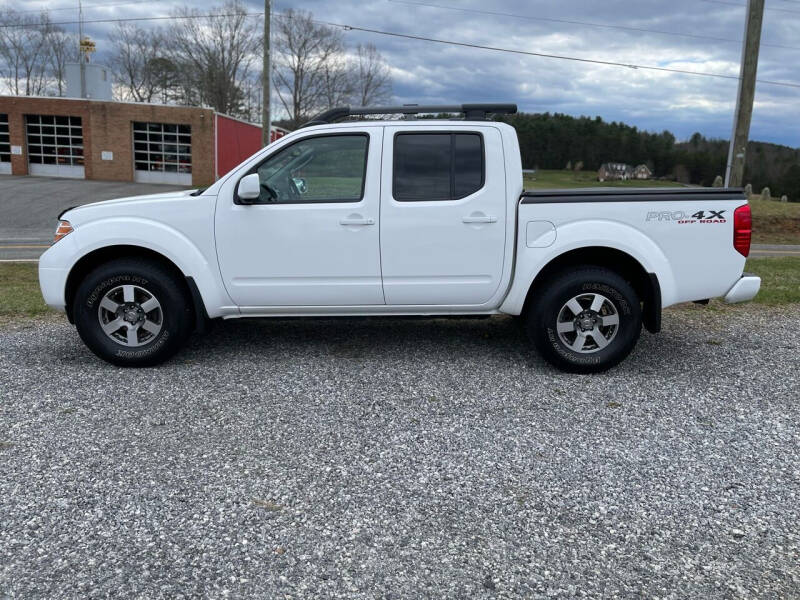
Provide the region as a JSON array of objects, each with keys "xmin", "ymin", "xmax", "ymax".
[
  {"xmin": 237, "ymin": 173, "xmax": 261, "ymax": 202},
  {"xmin": 292, "ymin": 177, "xmax": 308, "ymax": 195}
]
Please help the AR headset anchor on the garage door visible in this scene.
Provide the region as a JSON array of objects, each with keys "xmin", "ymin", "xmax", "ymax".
[
  {"xmin": 0, "ymin": 114, "xmax": 10, "ymax": 175},
  {"xmin": 133, "ymin": 122, "xmax": 192, "ymax": 185},
  {"xmin": 25, "ymin": 114, "xmax": 85, "ymax": 178}
]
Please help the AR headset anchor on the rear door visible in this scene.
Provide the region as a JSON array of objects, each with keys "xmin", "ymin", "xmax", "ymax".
[{"xmin": 379, "ymin": 125, "xmax": 507, "ymax": 305}]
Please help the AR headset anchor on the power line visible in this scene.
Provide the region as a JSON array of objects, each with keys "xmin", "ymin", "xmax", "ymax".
[
  {"xmin": 0, "ymin": 11, "xmax": 250, "ymax": 27},
  {"xmin": 1, "ymin": 8, "xmax": 799, "ymax": 89},
  {"xmin": 388, "ymin": 0, "xmax": 800, "ymax": 52},
  {"xmin": 701, "ymin": 0, "xmax": 800, "ymax": 14},
  {"xmin": 306, "ymin": 16, "xmax": 800, "ymax": 90},
  {"xmin": 5, "ymin": 0, "xmax": 146, "ymax": 14}
]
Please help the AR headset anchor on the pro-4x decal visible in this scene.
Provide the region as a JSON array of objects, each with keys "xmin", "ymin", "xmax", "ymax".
[{"xmin": 646, "ymin": 210, "xmax": 727, "ymax": 224}]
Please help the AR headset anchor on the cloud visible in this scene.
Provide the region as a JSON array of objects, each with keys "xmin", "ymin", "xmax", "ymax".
[{"xmin": 12, "ymin": 0, "xmax": 799, "ymax": 146}]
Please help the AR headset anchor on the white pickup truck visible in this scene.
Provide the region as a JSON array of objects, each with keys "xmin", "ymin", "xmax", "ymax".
[{"xmin": 39, "ymin": 103, "xmax": 759, "ymax": 372}]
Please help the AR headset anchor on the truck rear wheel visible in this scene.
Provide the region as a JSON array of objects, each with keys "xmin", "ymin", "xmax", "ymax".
[
  {"xmin": 73, "ymin": 257, "xmax": 194, "ymax": 367},
  {"xmin": 525, "ymin": 267, "xmax": 642, "ymax": 373}
]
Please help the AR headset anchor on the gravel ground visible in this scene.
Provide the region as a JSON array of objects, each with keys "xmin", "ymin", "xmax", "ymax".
[{"xmin": 1, "ymin": 306, "xmax": 798, "ymax": 599}]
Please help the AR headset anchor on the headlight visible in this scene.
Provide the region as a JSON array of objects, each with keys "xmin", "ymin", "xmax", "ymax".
[{"xmin": 53, "ymin": 220, "xmax": 73, "ymax": 244}]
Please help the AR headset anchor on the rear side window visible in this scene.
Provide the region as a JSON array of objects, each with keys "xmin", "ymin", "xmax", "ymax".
[{"xmin": 393, "ymin": 132, "xmax": 484, "ymax": 201}]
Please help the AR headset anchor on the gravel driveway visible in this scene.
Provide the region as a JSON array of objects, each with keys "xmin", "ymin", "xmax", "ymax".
[{"xmin": 1, "ymin": 306, "xmax": 798, "ymax": 598}]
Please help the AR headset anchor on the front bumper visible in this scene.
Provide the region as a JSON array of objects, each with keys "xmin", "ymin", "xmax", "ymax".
[
  {"xmin": 38, "ymin": 234, "xmax": 79, "ymax": 312},
  {"xmin": 38, "ymin": 265, "xmax": 68, "ymax": 311},
  {"xmin": 724, "ymin": 273, "xmax": 761, "ymax": 303}
]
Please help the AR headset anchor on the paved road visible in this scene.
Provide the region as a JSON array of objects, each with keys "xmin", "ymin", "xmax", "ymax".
[
  {"xmin": 749, "ymin": 244, "xmax": 800, "ymax": 258},
  {"xmin": 0, "ymin": 307, "xmax": 798, "ymax": 597},
  {"xmin": 0, "ymin": 175, "xmax": 189, "ymax": 260}
]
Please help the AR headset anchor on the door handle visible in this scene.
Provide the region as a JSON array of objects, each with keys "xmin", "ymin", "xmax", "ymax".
[
  {"xmin": 462, "ymin": 215, "xmax": 497, "ymax": 224},
  {"xmin": 339, "ymin": 217, "xmax": 375, "ymax": 226}
]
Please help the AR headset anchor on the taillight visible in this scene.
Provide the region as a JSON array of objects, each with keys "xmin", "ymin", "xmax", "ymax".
[
  {"xmin": 733, "ymin": 204, "xmax": 751, "ymax": 257},
  {"xmin": 53, "ymin": 220, "xmax": 73, "ymax": 244}
]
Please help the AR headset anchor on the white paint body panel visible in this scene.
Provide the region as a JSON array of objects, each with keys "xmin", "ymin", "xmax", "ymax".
[
  {"xmin": 214, "ymin": 127, "xmax": 384, "ymax": 306},
  {"xmin": 39, "ymin": 119, "xmax": 754, "ymax": 322},
  {"xmin": 379, "ymin": 124, "xmax": 508, "ymax": 305}
]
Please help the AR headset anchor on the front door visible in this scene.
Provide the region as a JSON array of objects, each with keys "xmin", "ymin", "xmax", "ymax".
[
  {"xmin": 215, "ymin": 128, "xmax": 384, "ymax": 307},
  {"xmin": 379, "ymin": 126, "xmax": 507, "ymax": 305}
]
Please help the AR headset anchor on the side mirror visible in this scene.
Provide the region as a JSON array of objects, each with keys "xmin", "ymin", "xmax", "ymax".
[{"xmin": 237, "ymin": 173, "xmax": 261, "ymax": 203}]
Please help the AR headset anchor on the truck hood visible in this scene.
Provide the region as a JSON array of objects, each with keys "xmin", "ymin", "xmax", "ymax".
[{"xmin": 60, "ymin": 188, "xmax": 201, "ymax": 221}]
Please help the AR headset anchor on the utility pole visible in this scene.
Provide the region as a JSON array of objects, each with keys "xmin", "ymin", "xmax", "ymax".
[
  {"xmin": 78, "ymin": 0, "xmax": 86, "ymax": 98},
  {"xmin": 724, "ymin": 0, "xmax": 764, "ymax": 188},
  {"xmin": 261, "ymin": 0, "xmax": 271, "ymax": 146}
]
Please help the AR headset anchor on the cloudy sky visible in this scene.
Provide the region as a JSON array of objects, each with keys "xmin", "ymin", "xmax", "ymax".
[{"xmin": 10, "ymin": 0, "xmax": 800, "ymax": 147}]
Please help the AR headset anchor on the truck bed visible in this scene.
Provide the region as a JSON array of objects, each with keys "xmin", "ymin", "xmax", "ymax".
[{"xmin": 520, "ymin": 187, "xmax": 746, "ymax": 203}]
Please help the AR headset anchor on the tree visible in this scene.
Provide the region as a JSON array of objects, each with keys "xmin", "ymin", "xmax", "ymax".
[
  {"xmin": 167, "ymin": 0, "xmax": 260, "ymax": 116},
  {"xmin": 272, "ymin": 9, "xmax": 346, "ymax": 128},
  {"xmin": 319, "ymin": 53, "xmax": 353, "ymax": 110},
  {"xmin": 147, "ymin": 57, "xmax": 183, "ymax": 104},
  {"xmin": 109, "ymin": 23, "xmax": 171, "ymax": 103},
  {"xmin": 46, "ymin": 27, "xmax": 77, "ymax": 97},
  {"xmin": 352, "ymin": 43, "xmax": 392, "ymax": 106},
  {"xmin": 778, "ymin": 164, "xmax": 800, "ymax": 202},
  {"xmin": 0, "ymin": 10, "xmax": 52, "ymax": 96}
]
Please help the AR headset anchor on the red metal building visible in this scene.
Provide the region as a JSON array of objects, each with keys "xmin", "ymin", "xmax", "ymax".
[{"xmin": 214, "ymin": 113, "xmax": 289, "ymax": 179}]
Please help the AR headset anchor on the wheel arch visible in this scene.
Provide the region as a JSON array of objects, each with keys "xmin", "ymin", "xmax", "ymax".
[
  {"xmin": 64, "ymin": 245, "xmax": 209, "ymax": 331},
  {"xmin": 519, "ymin": 246, "xmax": 662, "ymax": 334}
]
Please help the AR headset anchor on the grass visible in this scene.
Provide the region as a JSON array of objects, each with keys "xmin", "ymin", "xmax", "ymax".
[
  {"xmin": 746, "ymin": 194, "xmax": 800, "ymax": 245},
  {"xmin": 524, "ymin": 171, "xmax": 800, "ymax": 245},
  {"xmin": 0, "ymin": 263, "xmax": 52, "ymax": 323},
  {"xmin": 743, "ymin": 256, "xmax": 800, "ymax": 304},
  {"xmin": 523, "ymin": 169, "xmax": 684, "ymax": 190},
  {"xmin": 0, "ymin": 255, "xmax": 797, "ymax": 325}
]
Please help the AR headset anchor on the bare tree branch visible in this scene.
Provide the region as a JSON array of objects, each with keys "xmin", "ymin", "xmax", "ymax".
[
  {"xmin": 166, "ymin": 0, "xmax": 260, "ymax": 116},
  {"xmin": 0, "ymin": 10, "xmax": 52, "ymax": 96},
  {"xmin": 272, "ymin": 9, "xmax": 347, "ymax": 128},
  {"xmin": 46, "ymin": 26, "xmax": 78, "ymax": 97},
  {"xmin": 352, "ymin": 43, "xmax": 392, "ymax": 107}
]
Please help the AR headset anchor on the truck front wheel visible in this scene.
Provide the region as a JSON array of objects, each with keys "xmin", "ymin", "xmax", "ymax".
[
  {"xmin": 72, "ymin": 257, "xmax": 194, "ymax": 367},
  {"xmin": 525, "ymin": 267, "xmax": 642, "ymax": 373}
]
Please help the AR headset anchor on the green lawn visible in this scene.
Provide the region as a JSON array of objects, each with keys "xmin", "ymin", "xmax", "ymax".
[
  {"xmin": 742, "ymin": 256, "xmax": 800, "ymax": 304},
  {"xmin": 523, "ymin": 169, "xmax": 684, "ymax": 190},
  {"xmin": 1, "ymin": 256, "xmax": 797, "ymax": 325},
  {"xmin": 747, "ymin": 194, "xmax": 800, "ymax": 245},
  {"xmin": 0, "ymin": 263, "xmax": 51, "ymax": 323}
]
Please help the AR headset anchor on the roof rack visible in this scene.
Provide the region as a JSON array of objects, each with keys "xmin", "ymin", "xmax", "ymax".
[{"xmin": 302, "ymin": 103, "xmax": 518, "ymax": 128}]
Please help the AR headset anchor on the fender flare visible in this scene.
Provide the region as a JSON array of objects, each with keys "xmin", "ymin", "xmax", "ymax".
[
  {"xmin": 500, "ymin": 220, "xmax": 676, "ymax": 322},
  {"xmin": 66, "ymin": 217, "xmax": 236, "ymax": 320}
]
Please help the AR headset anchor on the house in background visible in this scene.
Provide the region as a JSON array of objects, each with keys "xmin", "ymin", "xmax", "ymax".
[
  {"xmin": 597, "ymin": 162, "xmax": 634, "ymax": 182},
  {"xmin": 633, "ymin": 164, "xmax": 653, "ymax": 179}
]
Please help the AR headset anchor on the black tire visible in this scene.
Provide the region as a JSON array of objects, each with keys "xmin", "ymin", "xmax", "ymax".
[
  {"xmin": 73, "ymin": 257, "xmax": 194, "ymax": 367},
  {"xmin": 525, "ymin": 266, "xmax": 642, "ymax": 373}
]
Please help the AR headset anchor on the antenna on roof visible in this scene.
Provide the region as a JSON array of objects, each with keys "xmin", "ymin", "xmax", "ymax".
[{"xmin": 302, "ymin": 103, "xmax": 517, "ymax": 127}]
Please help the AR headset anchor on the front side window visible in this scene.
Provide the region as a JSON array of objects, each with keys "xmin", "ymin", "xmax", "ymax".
[
  {"xmin": 250, "ymin": 134, "xmax": 369, "ymax": 204},
  {"xmin": 393, "ymin": 132, "xmax": 484, "ymax": 201}
]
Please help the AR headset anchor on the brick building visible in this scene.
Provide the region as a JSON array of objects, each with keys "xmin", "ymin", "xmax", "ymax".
[{"xmin": 0, "ymin": 96, "xmax": 288, "ymax": 187}]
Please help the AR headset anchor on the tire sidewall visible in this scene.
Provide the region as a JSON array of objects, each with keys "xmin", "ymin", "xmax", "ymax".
[
  {"xmin": 74, "ymin": 260, "xmax": 191, "ymax": 366},
  {"xmin": 528, "ymin": 270, "xmax": 641, "ymax": 372}
]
